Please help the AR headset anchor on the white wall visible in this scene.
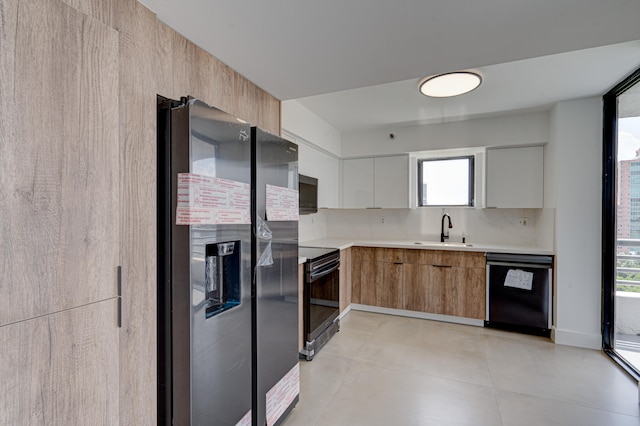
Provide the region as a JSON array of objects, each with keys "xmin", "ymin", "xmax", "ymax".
[
  {"xmin": 282, "ymin": 100, "xmax": 342, "ymax": 156},
  {"xmin": 281, "ymin": 100, "xmax": 342, "ymax": 241},
  {"xmin": 549, "ymin": 97, "xmax": 603, "ymax": 349},
  {"xmin": 341, "ymin": 110, "xmax": 550, "ymax": 157}
]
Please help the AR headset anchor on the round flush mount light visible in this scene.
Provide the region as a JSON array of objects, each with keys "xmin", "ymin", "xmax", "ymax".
[{"xmin": 418, "ymin": 71, "xmax": 482, "ymax": 98}]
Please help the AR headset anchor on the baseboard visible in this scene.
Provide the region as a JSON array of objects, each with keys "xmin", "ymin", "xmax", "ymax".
[
  {"xmin": 551, "ymin": 327, "xmax": 601, "ymax": 349},
  {"xmin": 349, "ymin": 304, "xmax": 485, "ymax": 327},
  {"xmin": 338, "ymin": 305, "xmax": 352, "ymax": 320}
]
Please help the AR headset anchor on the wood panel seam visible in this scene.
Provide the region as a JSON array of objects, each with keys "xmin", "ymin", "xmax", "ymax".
[{"xmin": 0, "ymin": 296, "xmax": 120, "ymax": 330}]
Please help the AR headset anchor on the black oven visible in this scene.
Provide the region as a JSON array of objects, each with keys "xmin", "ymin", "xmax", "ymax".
[{"xmin": 299, "ymin": 246, "xmax": 340, "ymax": 360}]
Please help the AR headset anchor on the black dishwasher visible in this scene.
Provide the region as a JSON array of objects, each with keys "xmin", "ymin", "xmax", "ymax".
[{"xmin": 485, "ymin": 253, "xmax": 553, "ymax": 337}]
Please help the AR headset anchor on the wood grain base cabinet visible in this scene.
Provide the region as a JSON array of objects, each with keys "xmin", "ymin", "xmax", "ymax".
[
  {"xmin": 351, "ymin": 247, "xmax": 403, "ymax": 309},
  {"xmin": 404, "ymin": 249, "xmax": 485, "ymax": 320},
  {"xmin": 403, "ymin": 263, "xmax": 446, "ymax": 314},
  {"xmin": 339, "ymin": 248, "xmax": 352, "ymax": 313},
  {"xmin": 444, "ymin": 266, "xmax": 485, "ymax": 319},
  {"xmin": 352, "ymin": 247, "xmax": 486, "ymax": 320}
]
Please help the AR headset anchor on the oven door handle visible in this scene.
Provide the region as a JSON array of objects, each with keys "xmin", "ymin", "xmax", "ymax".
[{"xmin": 309, "ymin": 262, "xmax": 340, "ymax": 282}]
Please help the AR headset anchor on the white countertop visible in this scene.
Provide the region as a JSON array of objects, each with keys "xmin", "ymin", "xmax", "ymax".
[{"xmin": 299, "ymin": 238, "xmax": 554, "ymax": 256}]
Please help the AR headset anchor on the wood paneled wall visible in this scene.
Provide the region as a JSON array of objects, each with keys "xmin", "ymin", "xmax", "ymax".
[{"xmin": 1, "ymin": 0, "xmax": 281, "ymax": 423}]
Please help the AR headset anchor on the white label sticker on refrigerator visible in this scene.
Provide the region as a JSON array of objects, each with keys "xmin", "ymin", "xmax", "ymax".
[
  {"xmin": 265, "ymin": 184, "xmax": 299, "ymax": 221},
  {"xmin": 266, "ymin": 363, "xmax": 299, "ymax": 426},
  {"xmin": 176, "ymin": 173, "xmax": 250, "ymax": 225},
  {"xmin": 235, "ymin": 410, "xmax": 252, "ymax": 426}
]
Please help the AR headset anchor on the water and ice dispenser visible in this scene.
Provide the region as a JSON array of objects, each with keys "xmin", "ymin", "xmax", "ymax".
[{"xmin": 205, "ymin": 240, "xmax": 241, "ymax": 318}]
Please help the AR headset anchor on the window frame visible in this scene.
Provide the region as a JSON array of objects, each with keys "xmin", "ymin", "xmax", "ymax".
[
  {"xmin": 602, "ymin": 65, "xmax": 640, "ymax": 381},
  {"xmin": 417, "ymin": 155, "xmax": 475, "ymax": 207}
]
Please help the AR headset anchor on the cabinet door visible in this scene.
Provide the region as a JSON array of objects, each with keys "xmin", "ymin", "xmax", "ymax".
[
  {"xmin": 379, "ymin": 262, "xmax": 403, "ymax": 309},
  {"xmin": 0, "ymin": 300, "xmax": 119, "ymax": 425},
  {"xmin": 0, "ymin": 0, "xmax": 120, "ymax": 327},
  {"xmin": 445, "ymin": 267, "xmax": 486, "ymax": 319},
  {"xmin": 486, "ymin": 146, "xmax": 543, "ymax": 208},
  {"xmin": 403, "ymin": 264, "xmax": 445, "ymax": 314},
  {"xmin": 358, "ymin": 260, "xmax": 380, "ymax": 305},
  {"xmin": 374, "ymin": 155, "xmax": 410, "ymax": 208},
  {"xmin": 342, "ymin": 158, "xmax": 374, "ymax": 208}
]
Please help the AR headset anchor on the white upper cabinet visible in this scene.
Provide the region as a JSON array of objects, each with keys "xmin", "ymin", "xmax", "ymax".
[
  {"xmin": 295, "ymin": 138, "xmax": 341, "ymax": 209},
  {"xmin": 342, "ymin": 158, "xmax": 374, "ymax": 208},
  {"xmin": 342, "ymin": 155, "xmax": 410, "ymax": 208},
  {"xmin": 374, "ymin": 156, "xmax": 410, "ymax": 208},
  {"xmin": 486, "ymin": 146, "xmax": 544, "ymax": 208}
]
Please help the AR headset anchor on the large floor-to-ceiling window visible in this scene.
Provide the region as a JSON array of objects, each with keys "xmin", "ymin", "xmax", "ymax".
[{"xmin": 603, "ymin": 66, "xmax": 640, "ymax": 380}]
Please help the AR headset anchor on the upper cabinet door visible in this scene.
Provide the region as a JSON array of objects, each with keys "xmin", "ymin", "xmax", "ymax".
[
  {"xmin": 486, "ymin": 146, "xmax": 544, "ymax": 208},
  {"xmin": 342, "ymin": 155, "xmax": 411, "ymax": 208},
  {"xmin": 297, "ymin": 142, "xmax": 340, "ymax": 209},
  {"xmin": 374, "ymin": 155, "xmax": 410, "ymax": 208},
  {"xmin": 342, "ymin": 158, "xmax": 374, "ymax": 208}
]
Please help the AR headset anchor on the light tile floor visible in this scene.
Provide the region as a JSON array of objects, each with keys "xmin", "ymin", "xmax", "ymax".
[{"xmin": 282, "ymin": 310, "xmax": 640, "ymax": 426}]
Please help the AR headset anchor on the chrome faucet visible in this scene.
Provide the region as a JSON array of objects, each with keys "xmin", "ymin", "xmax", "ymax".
[{"xmin": 441, "ymin": 213, "xmax": 453, "ymax": 242}]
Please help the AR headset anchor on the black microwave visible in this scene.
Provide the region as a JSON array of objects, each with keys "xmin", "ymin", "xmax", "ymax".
[{"xmin": 299, "ymin": 174, "xmax": 318, "ymax": 215}]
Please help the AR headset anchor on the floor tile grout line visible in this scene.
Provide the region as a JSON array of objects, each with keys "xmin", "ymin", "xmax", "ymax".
[
  {"xmin": 496, "ymin": 387, "xmax": 640, "ymax": 419},
  {"xmin": 480, "ymin": 333, "xmax": 507, "ymax": 426}
]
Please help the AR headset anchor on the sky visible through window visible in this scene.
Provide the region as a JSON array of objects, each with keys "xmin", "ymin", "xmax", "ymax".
[
  {"xmin": 422, "ymin": 158, "xmax": 471, "ymax": 205},
  {"xmin": 618, "ymin": 117, "xmax": 640, "ymax": 161}
]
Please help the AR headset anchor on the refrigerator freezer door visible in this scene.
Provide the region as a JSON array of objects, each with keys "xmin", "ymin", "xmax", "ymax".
[
  {"xmin": 160, "ymin": 98, "xmax": 253, "ymax": 426},
  {"xmin": 187, "ymin": 101, "xmax": 253, "ymax": 426}
]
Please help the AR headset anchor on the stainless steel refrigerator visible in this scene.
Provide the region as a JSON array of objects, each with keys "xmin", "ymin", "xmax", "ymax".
[{"xmin": 158, "ymin": 97, "xmax": 299, "ymax": 426}]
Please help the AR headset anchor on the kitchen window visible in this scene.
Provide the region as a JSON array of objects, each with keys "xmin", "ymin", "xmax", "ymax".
[{"xmin": 418, "ymin": 156, "xmax": 474, "ymax": 207}]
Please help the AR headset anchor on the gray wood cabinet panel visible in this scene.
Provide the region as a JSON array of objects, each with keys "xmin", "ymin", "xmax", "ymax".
[
  {"xmin": 61, "ymin": 0, "xmax": 117, "ymax": 27},
  {"xmin": 161, "ymin": 26, "xmax": 280, "ymax": 135},
  {"xmin": 117, "ymin": 0, "xmax": 158, "ymax": 424},
  {"xmin": 0, "ymin": 0, "xmax": 119, "ymax": 327},
  {"xmin": 0, "ymin": 300, "xmax": 119, "ymax": 425}
]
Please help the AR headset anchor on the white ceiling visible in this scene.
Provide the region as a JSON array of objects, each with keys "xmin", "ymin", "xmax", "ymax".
[{"xmin": 140, "ymin": 0, "xmax": 640, "ymax": 132}]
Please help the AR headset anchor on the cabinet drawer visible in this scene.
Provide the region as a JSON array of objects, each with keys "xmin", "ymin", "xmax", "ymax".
[
  {"xmin": 441, "ymin": 251, "xmax": 485, "ymax": 268},
  {"xmin": 403, "ymin": 249, "xmax": 443, "ymax": 265},
  {"xmin": 358, "ymin": 247, "xmax": 403, "ymax": 263},
  {"xmin": 375, "ymin": 247, "xmax": 403, "ymax": 263}
]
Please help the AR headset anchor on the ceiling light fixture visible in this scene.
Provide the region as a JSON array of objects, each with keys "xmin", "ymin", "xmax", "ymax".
[{"xmin": 418, "ymin": 71, "xmax": 482, "ymax": 97}]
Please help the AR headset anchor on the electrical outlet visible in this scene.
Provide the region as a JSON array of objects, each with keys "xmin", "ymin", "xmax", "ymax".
[
  {"xmin": 381, "ymin": 216, "xmax": 385, "ymax": 224},
  {"xmin": 518, "ymin": 217, "xmax": 528, "ymax": 226}
]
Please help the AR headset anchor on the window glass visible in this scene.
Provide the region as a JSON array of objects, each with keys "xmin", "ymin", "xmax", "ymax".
[{"xmin": 418, "ymin": 156, "xmax": 474, "ymax": 206}]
